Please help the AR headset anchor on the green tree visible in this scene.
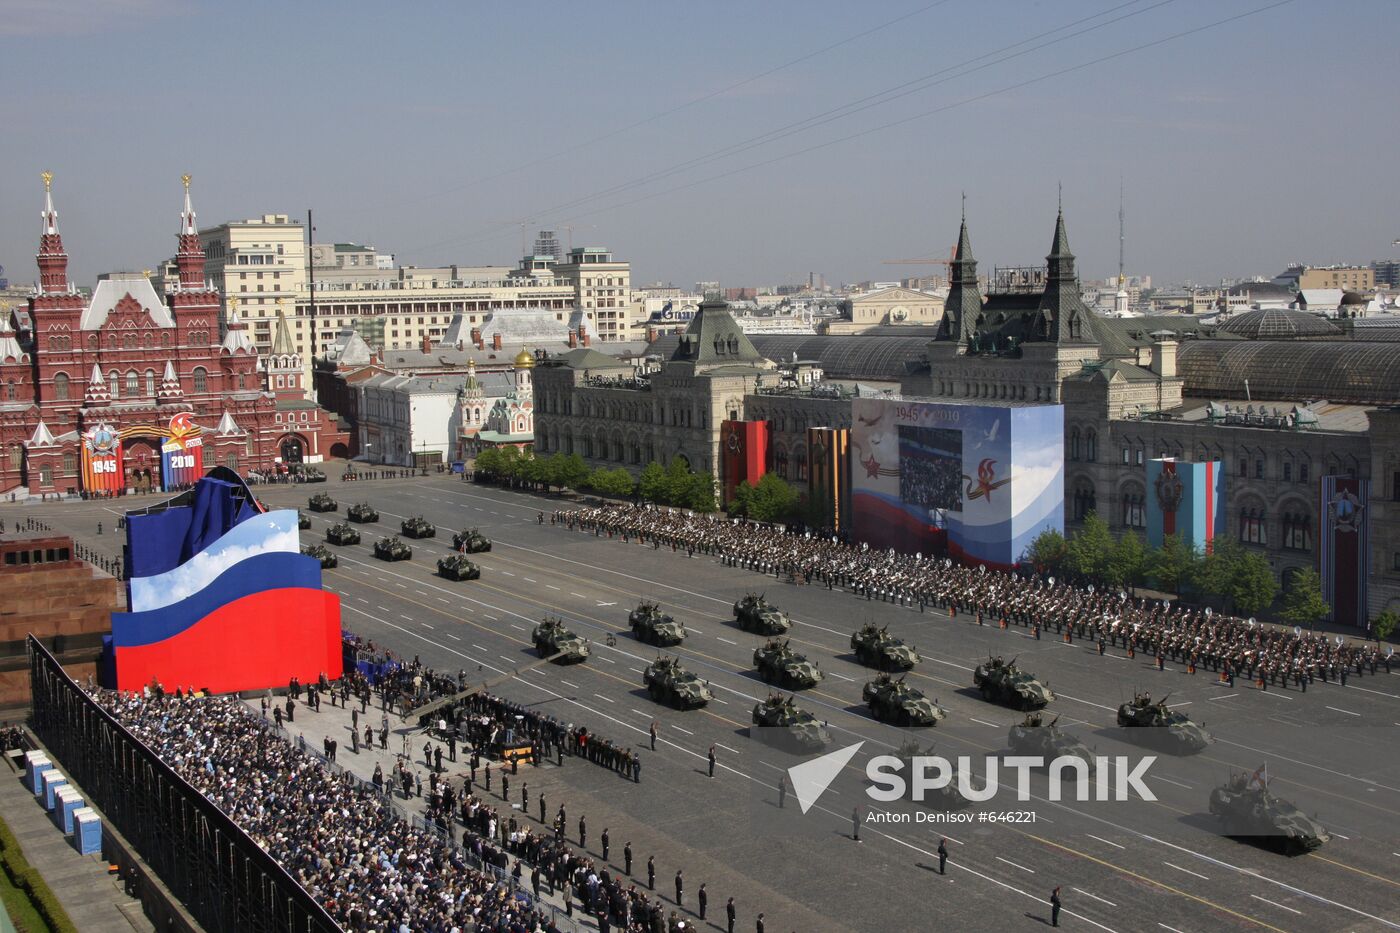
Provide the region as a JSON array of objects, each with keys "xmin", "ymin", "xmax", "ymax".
[
  {"xmin": 556, "ymin": 453, "xmax": 590, "ymax": 491},
  {"xmin": 1279, "ymin": 567, "xmax": 1329, "ymax": 628},
  {"xmin": 496, "ymin": 445, "xmax": 522, "ymax": 481},
  {"xmin": 662, "ymin": 458, "xmax": 692, "ymax": 505},
  {"xmin": 684, "ymin": 472, "xmax": 718, "ymax": 513},
  {"xmin": 1025, "ymin": 528, "xmax": 1067, "ymax": 576},
  {"xmin": 473, "ymin": 447, "xmax": 501, "ymax": 478},
  {"xmin": 1109, "ymin": 531, "xmax": 1149, "ymax": 594},
  {"xmin": 1197, "ymin": 539, "xmax": 1278, "ymax": 615},
  {"xmin": 1227, "ymin": 548, "xmax": 1278, "ymax": 615},
  {"xmin": 1149, "ymin": 532, "xmax": 1199, "ymax": 594},
  {"xmin": 1065, "ymin": 512, "xmax": 1114, "ymax": 583},
  {"xmin": 586, "ymin": 467, "xmax": 636, "ymax": 499},
  {"xmin": 728, "ymin": 473, "xmax": 800, "ymax": 523},
  {"xmin": 1371, "ymin": 608, "xmax": 1399, "ymax": 643},
  {"xmin": 637, "ymin": 462, "xmax": 668, "ymax": 503}
]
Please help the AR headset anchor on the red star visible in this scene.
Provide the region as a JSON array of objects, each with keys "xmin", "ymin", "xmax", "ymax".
[{"xmin": 862, "ymin": 455, "xmax": 882, "ymax": 478}]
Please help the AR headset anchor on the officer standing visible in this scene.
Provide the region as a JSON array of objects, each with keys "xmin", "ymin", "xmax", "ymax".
[
  {"xmin": 521, "ymin": 782, "xmax": 528, "ymax": 813},
  {"xmin": 1051, "ymin": 886, "xmax": 1062, "ymax": 927},
  {"xmin": 579, "ymin": 815, "xmax": 587, "ymax": 849},
  {"xmin": 650, "ymin": 721, "xmax": 658, "ymax": 751},
  {"xmin": 698, "ymin": 883, "xmax": 708, "ymax": 920},
  {"xmin": 647, "ymin": 855, "xmax": 656, "ymax": 890},
  {"xmin": 708, "ymin": 745, "xmax": 717, "ymax": 778},
  {"xmin": 756, "ymin": 912, "xmax": 765, "ymax": 933},
  {"xmin": 726, "ymin": 897, "xmax": 736, "ymax": 933},
  {"xmin": 624, "ymin": 842, "xmax": 633, "ymax": 875},
  {"xmin": 674, "ymin": 869, "xmax": 683, "ymax": 906},
  {"xmin": 601, "ymin": 827, "xmax": 610, "ymax": 861},
  {"xmin": 777, "ymin": 775, "xmax": 786, "ymax": 809},
  {"xmin": 938, "ymin": 838, "xmax": 948, "ymax": 875},
  {"xmin": 852, "ymin": 806, "xmax": 862, "ymax": 842}
]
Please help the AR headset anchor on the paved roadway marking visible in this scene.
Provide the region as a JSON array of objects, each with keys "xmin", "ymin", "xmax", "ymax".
[
  {"xmin": 995, "ymin": 856, "xmax": 1035, "ymax": 874},
  {"xmin": 1249, "ymin": 894, "xmax": 1302, "ymax": 916},
  {"xmin": 1326, "ymin": 705, "xmax": 1360, "ymax": 716},
  {"xmin": 1163, "ymin": 862, "xmax": 1208, "ymax": 881},
  {"xmin": 1073, "ymin": 888, "xmax": 1117, "ymax": 908},
  {"xmin": 1086, "ymin": 835, "xmax": 1124, "ymax": 850}
]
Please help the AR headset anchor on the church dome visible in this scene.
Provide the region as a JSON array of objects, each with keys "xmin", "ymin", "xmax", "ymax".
[
  {"xmin": 513, "ymin": 347, "xmax": 536, "ymax": 368},
  {"xmin": 1218, "ymin": 307, "xmax": 1341, "ymax": 340}
]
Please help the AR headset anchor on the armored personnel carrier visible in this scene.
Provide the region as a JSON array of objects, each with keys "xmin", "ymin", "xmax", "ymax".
[
  {"xmin": 752, "ymin": 639, "xmax": 823, "ymax": 689},
  {"xmin": 300, "ymin": 466, "xmax": 327, "ymax": 483},
  {"xmin": 973, "ymin": 656, "xmax": 1055, "ymax": 710},
  {"xmin": 1209, "ymin": 773, "xmax": 1329, "ymax": 854},
  {"xmin": 733, "ymin": 594, "xmax": 791, "ymax": 635},
  {"xmin": 302, "ymin": 544, "xmax": 338, "ymax": 569},
  {"xmin": 850, "ymin": 623, "xmax": 920, "ymax": 671},
  {"xmin": 452, "ymin": 528, "xmax": 492, "ymax": 553},
  {"xmin": 401, "ymin": 515, "xmax": 436, "ymax": 539},
  {"xmin": 896, "ymin": 740, "xmax": 982, "ymax": 810},
  {"xmin": 307, "ymin": 492, "xmax": 338, "ymax": 513},
  {"xmin": 629, "ymin": 601, "xmax": 686, "ymax": 646},
  {"xmin": 373, "ymin": 536, "xmax": 413, "ymax": 562},
  {"xmin": 1116, "ymin": 692, "xmax": 1211, "ymax": 754},
  {"xmin": 437, "ymin": 554, "xmax": 481, "ymax": 581},
  {"xmin": 325, "ymin": 522, "xmax": 361, "ymax": 546},
  {"xmin": 347, "ymin": 502, "xmax": 379, "ymax": 523},
  {"xmin": 297, "ymin": 511, "xmax": 312, "ymax": 530},
  {"xmin": 751, "ymin": 694, "xmax": 831, "ymax": 753},
  {"xmin": 643, "ymin": 656, "xmax": 713, "ymax": 709},
  {"xmin": 533, "ymin": 617, "xmax": 590, "ymax": 663},
  {"xmin": 1007, "ymin": 713, "xmax": 1094, "ymax": 770},
  {"xmin": 863, "ymin": 673, "xmax": 945, "ymax": 726}
]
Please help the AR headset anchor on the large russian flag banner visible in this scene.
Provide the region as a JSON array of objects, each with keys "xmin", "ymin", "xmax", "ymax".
[{"xmin": 110, "ymin": 478, "xmax": 341, "ymax": 693}]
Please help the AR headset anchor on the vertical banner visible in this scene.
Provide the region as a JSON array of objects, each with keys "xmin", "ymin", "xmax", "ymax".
[
  {"xmin": 720, "ymin": 419, "xmax": 769, "ymax": 504},
  {"xmin": 806, "ymin": 427, "xmax": 850, "ymax": 533},
  {"xmin": 1147, "ymin": 459, "xmax": 1225, "ymax": 553},
  {"xmin": 160, "ymin": 412, "xmax": 204, "ymax": 489},
  {"xmin": 1320, "ymin": 475, "xmax": 1369, "ymax": 630},
  {"xmin": 81, "ymin": 424, "xmax": 123, "ymax": 495}
]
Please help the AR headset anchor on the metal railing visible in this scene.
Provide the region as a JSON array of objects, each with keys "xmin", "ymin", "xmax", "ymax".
[{"xmin": 26, "ymin": 637, "xmax": 342, "ymax": 933}]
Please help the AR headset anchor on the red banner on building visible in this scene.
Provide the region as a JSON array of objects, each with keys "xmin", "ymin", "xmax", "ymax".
[
  {"xmin": 720, "ymin": 419, "xmax": 769, "ymax": 504},
  {"xmin": 81, "ymin": 424, "xmax": 123, "ymax": 495}
]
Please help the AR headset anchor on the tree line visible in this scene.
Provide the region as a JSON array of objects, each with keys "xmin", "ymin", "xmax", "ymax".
[
  {"xmin": 472, "ymin": 447, "xmax": 717, "ymax": 511},
  {"xmin": 1026, "ymin": 513, "xmax": 1344, "ymax": 628}
]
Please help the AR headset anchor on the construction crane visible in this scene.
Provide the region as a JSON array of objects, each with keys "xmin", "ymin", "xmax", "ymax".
[{"xmin": 883, "ymin": 244, "xmax": 955, "ymax": 271}]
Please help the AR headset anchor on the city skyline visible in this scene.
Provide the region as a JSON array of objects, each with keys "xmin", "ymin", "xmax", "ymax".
[{"xmin": 2, "ymin": 0, "xmax": 1395, "ymax": 290}]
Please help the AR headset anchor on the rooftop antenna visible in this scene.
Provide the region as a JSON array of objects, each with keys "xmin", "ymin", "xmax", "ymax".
[{"xmin": 1118, "ymin": 178, "xmax": 1126, "ymax": 290}]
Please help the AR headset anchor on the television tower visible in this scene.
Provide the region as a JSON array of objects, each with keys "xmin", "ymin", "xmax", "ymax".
[{"xmin": 1114, "ymin": 180, "xmax": 1129, "ymax": 316}]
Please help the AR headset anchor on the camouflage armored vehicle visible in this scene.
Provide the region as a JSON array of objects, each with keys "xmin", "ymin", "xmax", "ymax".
[
  {"xmin": 643, "ymin": 656, "xmax": 713, "ymax": 709},
  {"xmin": 347, "ymin": 502, "xmax": 379, "ymax": 523},
  {"xmin": 751, "ymin": 694, "xmax": 831, "ymax": 753},
  {"xmin": 297, "ymin": 511, "xmax": 311, "ymax": 530},
  {"xmin": 733, "ymin": 594, "xmax": 791, "ymax": 635},
  {"xmin": 325, "ymin": 522, "xmax": 361, "ymax": 546},
  {"xmin": 302, "ymin": 544, "xmax": 338, "ymax": 569},
  {"xmin": 373, "ymin": 536, "xmax": 413, "ymax": 562},
  {"xmin": 973, "ymin": 655, "xmax": 1055, "ymax": 710},
  {"xmin": 752, "ymin": 639, "xmax": 823, "ymax": 689},
  {"xmin": 863, "ymin": 673, "xmax": 945, "ymax": 726},
  {"xmin": 401, "ymin": 515, "xmax": 437, "ymax": 539},
  {"xmin": 307, "ymin": 492, "xmax": 338, "ymax": 513},
  {"xmin": 437, "ymin": 554, "xmax": 481, "ymax": 581},
  {"xmin": 1116, "ymin": 692, "xmax": 1211, "ymax": 754},
  {"xmin": 850, "ymin": 623, "xmax": 920, "ymax": 671},
  {"xmin": 629, "ymin": 601, "xmax": 686, "ymax": 646},
  {"xmin": 300, "ymin": 466, "xmax": 327, "ymax": 483},
  {"xmin": 533, "ymin": 617, "xmax": 590, "ymax": 663},
  {"xmin": 452, "ymin": 528, "xmax": 492, "ymax": 553},
  {"xmin": 1007, "ymin": 712, "xmax": 1094, "ymax": 770},
  {"xmin": 896, "ymin": 740, "xmax": 982, "ymax": 810},
  {"xmin": 1209, "ymin": 773, "xmax": 1329, "ymax": 854}
]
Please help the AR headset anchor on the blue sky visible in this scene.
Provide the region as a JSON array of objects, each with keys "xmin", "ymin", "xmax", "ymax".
[{"xmin": 2, "ymin": 0, "xmax": 1395, "ymax": 291}]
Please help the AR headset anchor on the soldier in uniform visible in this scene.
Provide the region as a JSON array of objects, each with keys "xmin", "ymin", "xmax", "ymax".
[{"xmin": 624, "ymin": 841, "xmax": 633, "ymax": 875}]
